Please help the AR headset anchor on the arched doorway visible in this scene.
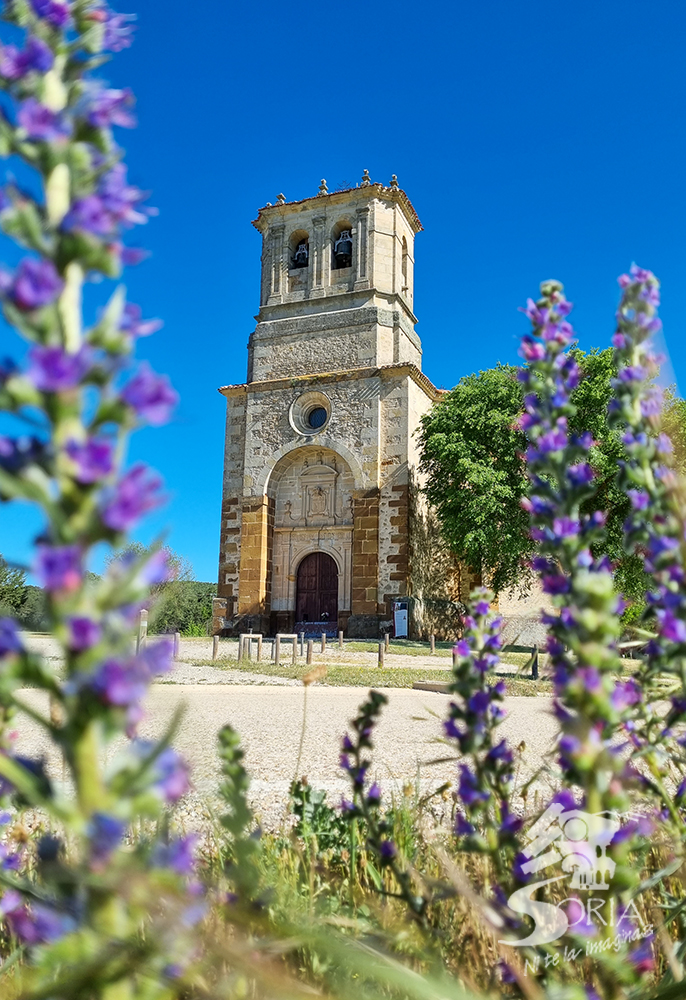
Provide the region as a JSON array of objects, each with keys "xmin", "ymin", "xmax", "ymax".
[{"xmin": 296, "ymin": 552, "xmax": 338, "ymax": 624}]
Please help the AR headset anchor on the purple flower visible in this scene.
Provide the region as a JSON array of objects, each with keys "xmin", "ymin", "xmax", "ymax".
[
  {"xmin": 100, "ymin": 463, "xmax": 163, "ymax": 531},
  {"xmin": 1, "ymin": 890, "xmax": 74, "ymax": 944},
  {"xmin": 121, "ymin": 364, "xmax": 178, "ymax": 425},
  {"xmin": 366, "ymin": 781, "xmax": 381, "ymax": 805},
  {"xmin": 455, "ymin": 813, "xmax": 475, "ymax": 836},
  {"xmin": 153, "ymin": 835, "xmax": 198, "ymax": 875},
  {"xmin": 120, "ymin": 303, "xmax": 162, "ymax": 338},
  {"xmin": 379, "ymin": 839, "xmax": 397, "ymax": 861},
  {"xmin": 486, "ymin": 739, "xmax": 513, "ymax": 765},
  {"xmin": 98, "ymin": 164, "xmax": 151, "ymax": 227},
  {"xmin": 12, "ymin": 259, "xmax": 64, "ymax": 311},
  {"xmin": 0, "ymin": 619, "xmax": 22, "ymax": 657},
  {"xmin": 567, "ymin": 462, "xmax": 594, "ymax": 486},
  {"xmin": 86, "ymin": 86, "xmax": 136, "ymax": 128},
  {"xmin": 474, "ymin": 599, "xmax": 490, "ymax": 615},
  {"xmin": 35, "ymin": 545, "xmax": 82, "ymax": 592},
  {"xmin": 611, "ymin": 679, "xmax": 641, "ymax": 712},
  {"xmin": 64, "ymin": 437, "xmax": 113, "ymax": 484},
  {"xmin": 0, "ymin": 37, "xmax": 54, "ymax": 79},
  {"xmin": 468, "ymin": 690, "xmax": 491, "ymax": 715},
  {"xmin": 62, "ymin": 195, "xmax": 113, "ymax": 236},
  {"xmin": 628, "ymin": 489, "xmax": 649, "ymax": 511},
  {"xmin": 140, "ymin": 549, "xmax": 172, "ymax": 586},
  {"xmin": 151, "ymin": 746, "xmax": 191, "ymax": 802},
  {"xmin": 457, "ymin": 765, "xmax": 489, "ymax": 806},
  {"xmin": 454, "ymin": 639, "xmax": 470, "ymax": 657},
  {"xmin": 91, "ymin": 657, "xmax": 151, "ymax": 707},
  {"xmin": 656, "ymin": 609, "xmax": 686, "ymax": 644},
  {"xmin": 552, "ymin": 516, "xmax": 580, "ymax": 539},
  {"xmin": 67, "ymin": 617, "xmax": 101, "ymax": 651},
  {"xmin": 17, "ymin": 98, "xmax": 70, "ymax": 142},
  {"xmin": 30, "ymin": 0, "xmax": 70, "ymax": 27},
  {"xmin": 542, "ymin": 573, "xmax": 570, "ymax": 596},
  {"xmin": 88, "ymin": 813, "xmax": 125, "ymax": 865},
  {"xmin": 28, "ymin": 345, "xmax": 91, "ymax": 393},
  {"xmin": 100, "ymin": 7, "xmax": 136, "ymax": 50},
  {"xmin": 630, "ymin": 937, "xmax": 655, "ymax": 973}
]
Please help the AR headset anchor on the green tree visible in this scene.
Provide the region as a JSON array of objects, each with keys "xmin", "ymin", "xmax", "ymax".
[
  {"xmin": 0, "ymin": 554, "xmax": 27, "ymax": 615},
  {"xmin": 418, "ymin": 350, "xmax": 686, "ymax": 599}
]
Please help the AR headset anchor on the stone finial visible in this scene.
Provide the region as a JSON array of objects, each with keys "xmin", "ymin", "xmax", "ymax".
[
  {"xmin": 361, "ymin": 169, "xmax": 371, "ymax": 187},
  {"xmin": 265, "ymin": 202, "xmax": 272, "ymax": 207},
  {"xmin": 276, "ymin": 192, "xmax": 286, "ymax": 205},
  {"xmin": 390, "ymin": 174, "xmax": 399, "ymax": 190},
  {"xmin": 318, "ymin": 178, "xmax": 328, "ymax": 196}
]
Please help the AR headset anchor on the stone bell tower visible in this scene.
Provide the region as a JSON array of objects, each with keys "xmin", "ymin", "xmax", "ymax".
[{"xmin": 215, "ymin": 171, "xmax": 444, "ymax": 638}]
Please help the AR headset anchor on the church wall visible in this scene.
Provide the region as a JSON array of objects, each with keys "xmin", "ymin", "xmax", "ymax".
[{"xmin": 217, "ymin": 391, "xmax": 247, "ymax": 618}]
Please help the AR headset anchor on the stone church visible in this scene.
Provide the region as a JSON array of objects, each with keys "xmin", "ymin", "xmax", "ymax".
[{"xmin": 213, "ymin": 173, "xmax": 477, "ymax": 639}]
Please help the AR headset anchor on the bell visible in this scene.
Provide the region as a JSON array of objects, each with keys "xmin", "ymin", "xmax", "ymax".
[
  {"xmin": 334, "ymin": 230, "xmax": 352, "ymax": 267},
  {"xmin": 293, "ymin": 241, "xmax": 308, "ymax": 267}
]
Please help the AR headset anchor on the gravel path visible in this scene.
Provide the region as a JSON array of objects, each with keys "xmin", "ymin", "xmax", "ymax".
[{"xmin": 12, "ymin": 685, "xmax": 558, "ymax": 830}]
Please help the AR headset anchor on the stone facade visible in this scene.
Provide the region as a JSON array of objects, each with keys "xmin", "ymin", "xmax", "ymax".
[{"xmin": 217, "ymin": 175, "xmax": 467, "ymax": 638}]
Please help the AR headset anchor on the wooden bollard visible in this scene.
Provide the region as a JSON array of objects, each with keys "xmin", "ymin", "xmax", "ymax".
[
  {"xmin": 338, "ymin": 630, "xmax": 343, "ymax": 649},
  {"xmin": 453, "ymin": 647, "xmax": 459, "ymax": 669},
  {"xmin": 291, "ymin": 639, "xmax": 297, "ymax": 664},
  {"xmin": 378, "ymin": 641, "xmax": 385, "ymax": 667},
  {"xmin": 212, "ymin": 635, "xmax": 219, "ymax": 660},
  {"xmin": 256, "ymin": 635, "xmax": 262, "ymax": 662},
  {"xmin": 430, "ymin": 634, "xmax": 436, "ymax": 655},
  {"xmin": 321, "ymin": 633, "xmax": 326, "ymax": 654},
  {"xmin": 173, "ymin": 631, "xmax": 180, "ymax": 660},
  {"xmin": 384, "ymin": 632, "xmax": 389, "ymax": 651},
  {"xmin": 136, "ymin": 609, "xmax": 148, "ymax": 653},
  {"xmin": 306, "ymin": 639, "xmax": 313, "ymax": 665},
  {"xmin": 299, "ymin": 632, "xmax": 305, "ymax": 656},
  {"xmin": 274, "ymin": 635, "xmax": 281, "ymax": 666},
  {"xmin": 531, "ymin": 645, "xmax": 539, "ymax": 680}
]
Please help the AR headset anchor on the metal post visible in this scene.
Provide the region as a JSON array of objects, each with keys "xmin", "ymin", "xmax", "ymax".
[
  {"xmin": 338, "ymin": 630, "xmax": 343, "ymax": 648},
  {"xmin": 173, "ymin": 632, "xmax": 180, "ymax": 660},
  {"xmin": 275, "ymin": 635, "xmax": 281, "ymax": 667},
  {"xmin": 299, "ymin": 632, "xmax": 305, "ymax": 656},
  {"xmin": 430, "ymin": 634, "xmax": 436, "ymax": 655},
  {"xmin": 212, "ymin": 635, "xmax": 219, "ymax": 661},
  {"xmin": 306, "ymin": 639, "xmax": 313, "ymax": 665},
  {"xmin": 378, "ymin": 642, "xmax": 384, "ymax": 667}
]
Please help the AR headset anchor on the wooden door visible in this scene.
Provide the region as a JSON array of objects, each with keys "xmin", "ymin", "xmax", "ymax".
[{"xmin": 296, "ymin": 552, "xmax": 338, "ymax": 622}]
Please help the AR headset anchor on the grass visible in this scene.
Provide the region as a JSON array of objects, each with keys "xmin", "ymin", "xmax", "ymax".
[{"xmin": 194, "ymin": 656, "xmax": 553, "ymax": 694}]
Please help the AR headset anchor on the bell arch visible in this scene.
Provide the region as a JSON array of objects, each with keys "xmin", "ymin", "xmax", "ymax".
[
  {"xmin": 288, "ymin": 228, "xmax": 309, "ymax": 269},
  {"xmin": 331, "ymin": 218, "xmax": 353, "ymax": 270}
]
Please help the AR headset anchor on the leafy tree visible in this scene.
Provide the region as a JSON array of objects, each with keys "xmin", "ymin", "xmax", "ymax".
[
  {"xmin": 0, "ymin": 554, "xmax": 27, "ymax": 615},
  {"xmin": 418, "ymin": 350, "xmax": 686, "ymax": 599},
  {"xmin": 107, "ymin": 543, "xmax": 214, "ymax": 634}
]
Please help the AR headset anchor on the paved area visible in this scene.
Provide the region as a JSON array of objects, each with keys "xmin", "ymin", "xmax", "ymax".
[{"xmin": 12, "ymin": 685, "xmax": 558, "ymax": 830}]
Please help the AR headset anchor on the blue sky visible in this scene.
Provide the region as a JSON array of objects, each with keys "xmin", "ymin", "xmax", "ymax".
[{"xmin": 2, "ymin": 0, "xmax": 686, "ymax": 582}]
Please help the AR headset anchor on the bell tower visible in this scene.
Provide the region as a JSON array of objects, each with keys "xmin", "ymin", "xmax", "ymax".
[
  {"xmin": 247, "ymin": 172, "xmax": 423, "ymax": 382},
  {"xmin": 216, "ymin": 172, "xmax": 443, "ymax": 639}
]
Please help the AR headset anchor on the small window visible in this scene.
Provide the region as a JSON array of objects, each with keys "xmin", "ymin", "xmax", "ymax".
[{"xmin": 307, "ymin": 406, "xmax": 327, "ymax": 429}]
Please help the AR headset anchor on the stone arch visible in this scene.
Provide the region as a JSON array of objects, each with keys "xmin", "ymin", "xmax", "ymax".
[
  {"xmin": 331, "ymin": 218, "xmax": 353, "ymax": 270},
  {"xmin": 288, "ymin": 228, "xmax": 309, "ymax": 269},
  {"xmin": 258, "ymin": 437, "xmax": 365, "ymax": 496}
]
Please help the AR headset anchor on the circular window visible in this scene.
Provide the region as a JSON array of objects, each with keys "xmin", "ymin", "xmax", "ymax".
[
  {"xmin": 307, "ymin": 406, "xmax": 327, "ymax": 429},
  {"xmin": 289, "ymin": 391, "xmax": 331, "ymax": 436}
]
